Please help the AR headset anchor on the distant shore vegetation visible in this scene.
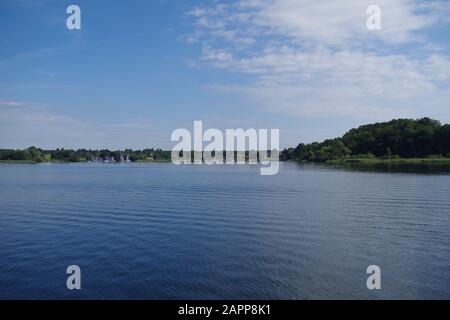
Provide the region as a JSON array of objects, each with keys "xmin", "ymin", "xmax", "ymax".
[
  {"xmin": 281, "ymin": 118, "xmax": 450, "ymax": 163},
  {"xmin": 1, "ymin": 118, "xmax": 450, "ymax": 165},
  {"xmin": 0, "ymin": 148, "xmax": 171, "ymax": 163}
]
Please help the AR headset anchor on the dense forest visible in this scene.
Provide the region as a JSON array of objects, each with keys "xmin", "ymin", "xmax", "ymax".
[
  {"xmin": 0, "ymin": 147, "xmax": 171, "ymax": 163},
  {"xmin": 281, "ymin": 118, "xmax": 450, "ymax": 162}
]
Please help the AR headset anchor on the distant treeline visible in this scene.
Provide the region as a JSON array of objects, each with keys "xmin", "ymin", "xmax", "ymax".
[
  {"xmin": 2, "ymin": 118, "xmax": 450, "ymax": 164},
  {"xmin": 281, "ymin": 118, "xmax": 450, "ymax": 162},
  {"xmin": 0, "ymin": 148, "xmax": 276, "ymax": 163},
  {"xmin": 0, "ymin": 148, "xmax": 171, "ymax": 163}
]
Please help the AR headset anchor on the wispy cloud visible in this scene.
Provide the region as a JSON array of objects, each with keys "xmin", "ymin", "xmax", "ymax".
[
  {"xmin": 0, "ymin": 46, "xmax": 66, "ymax": 69},
  {"xmin": 186, "ymin": 0, "xmax": 450, "ymax": 121},
  {"xmin": 0, "ymin": 100, "xmax": 51, "ymax": 108},
  {"xmin": 0, "ymin": 84, "xmax": 89, "ymax": 92},
  {"xmin": 0, "ymin": 101, "xmax": 27, "ymax": 107},
  {"xmin": 0, "ymin": 101, "xmax": 171, "ymax": 149}
]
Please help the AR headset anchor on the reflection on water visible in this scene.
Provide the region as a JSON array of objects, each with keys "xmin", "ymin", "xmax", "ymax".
[
  {"xmin": 296, "ymin": 161, "xmax": 450, "ymax": 175},
  {"xmin": 0, "ymin": 162, "xmax": 449, "ymax": 299}
]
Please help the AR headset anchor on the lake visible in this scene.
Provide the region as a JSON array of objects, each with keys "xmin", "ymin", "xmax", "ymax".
[{"xmin": 0, "ymin": 162, "xmax": 449, "ymax": 299}]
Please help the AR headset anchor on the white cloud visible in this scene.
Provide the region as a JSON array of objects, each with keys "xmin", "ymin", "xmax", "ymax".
[
  {"xmin": 0, "ymin": 100, "xmax": 50, "ymax": 108},
  {"xmin": 189, "ymin": 0, "xmax": 443, "ymax": 47},
  {"xmin": 0, "ymin": 101, "xmax": 27, "ymax": 107},
  {"xmin": 202, "ymin": 44, "xmax": 234, "ymax": 63},
  {"xmin": 187, "ymin": 0, "xmax": 450, "ymax": 122}
]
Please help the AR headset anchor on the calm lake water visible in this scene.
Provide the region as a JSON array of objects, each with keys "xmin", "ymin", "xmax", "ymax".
[{"xmin": 0, "ymin": 162, "xmax": 449, "ymax": 299}]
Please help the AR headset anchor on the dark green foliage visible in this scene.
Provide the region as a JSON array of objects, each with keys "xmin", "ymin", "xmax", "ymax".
[
  {"xmin": 0, "ymin": 147, "xmax": 47, "ymax": 162},
  {"xmin": 282, "ymin": 118, "xmax": 450, "ymax": 161},
  {"xmin": 282, "ymin": 139, "xmax": 350, "ymax": 162},
  {"xmin": 0, "ymin": 147, "xmax": 171, "ymax": 163}
]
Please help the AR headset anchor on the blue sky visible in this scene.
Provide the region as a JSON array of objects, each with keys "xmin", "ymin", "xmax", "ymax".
[{"xmin": 1, "ymin": 0, "xmax": 449, "ymax": 149}]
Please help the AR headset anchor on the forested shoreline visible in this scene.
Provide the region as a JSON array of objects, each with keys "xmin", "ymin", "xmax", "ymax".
[
  {"xmin": 281, "ymin": 118, "xmax": 450, "ymax": 162},
  {"xmin": 0, "ymin": 148, "xmax": 171, "ymax": 163},
  {"xmin": 1, "ymin": 118, "xmax": 450, "ymax": 164}
]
